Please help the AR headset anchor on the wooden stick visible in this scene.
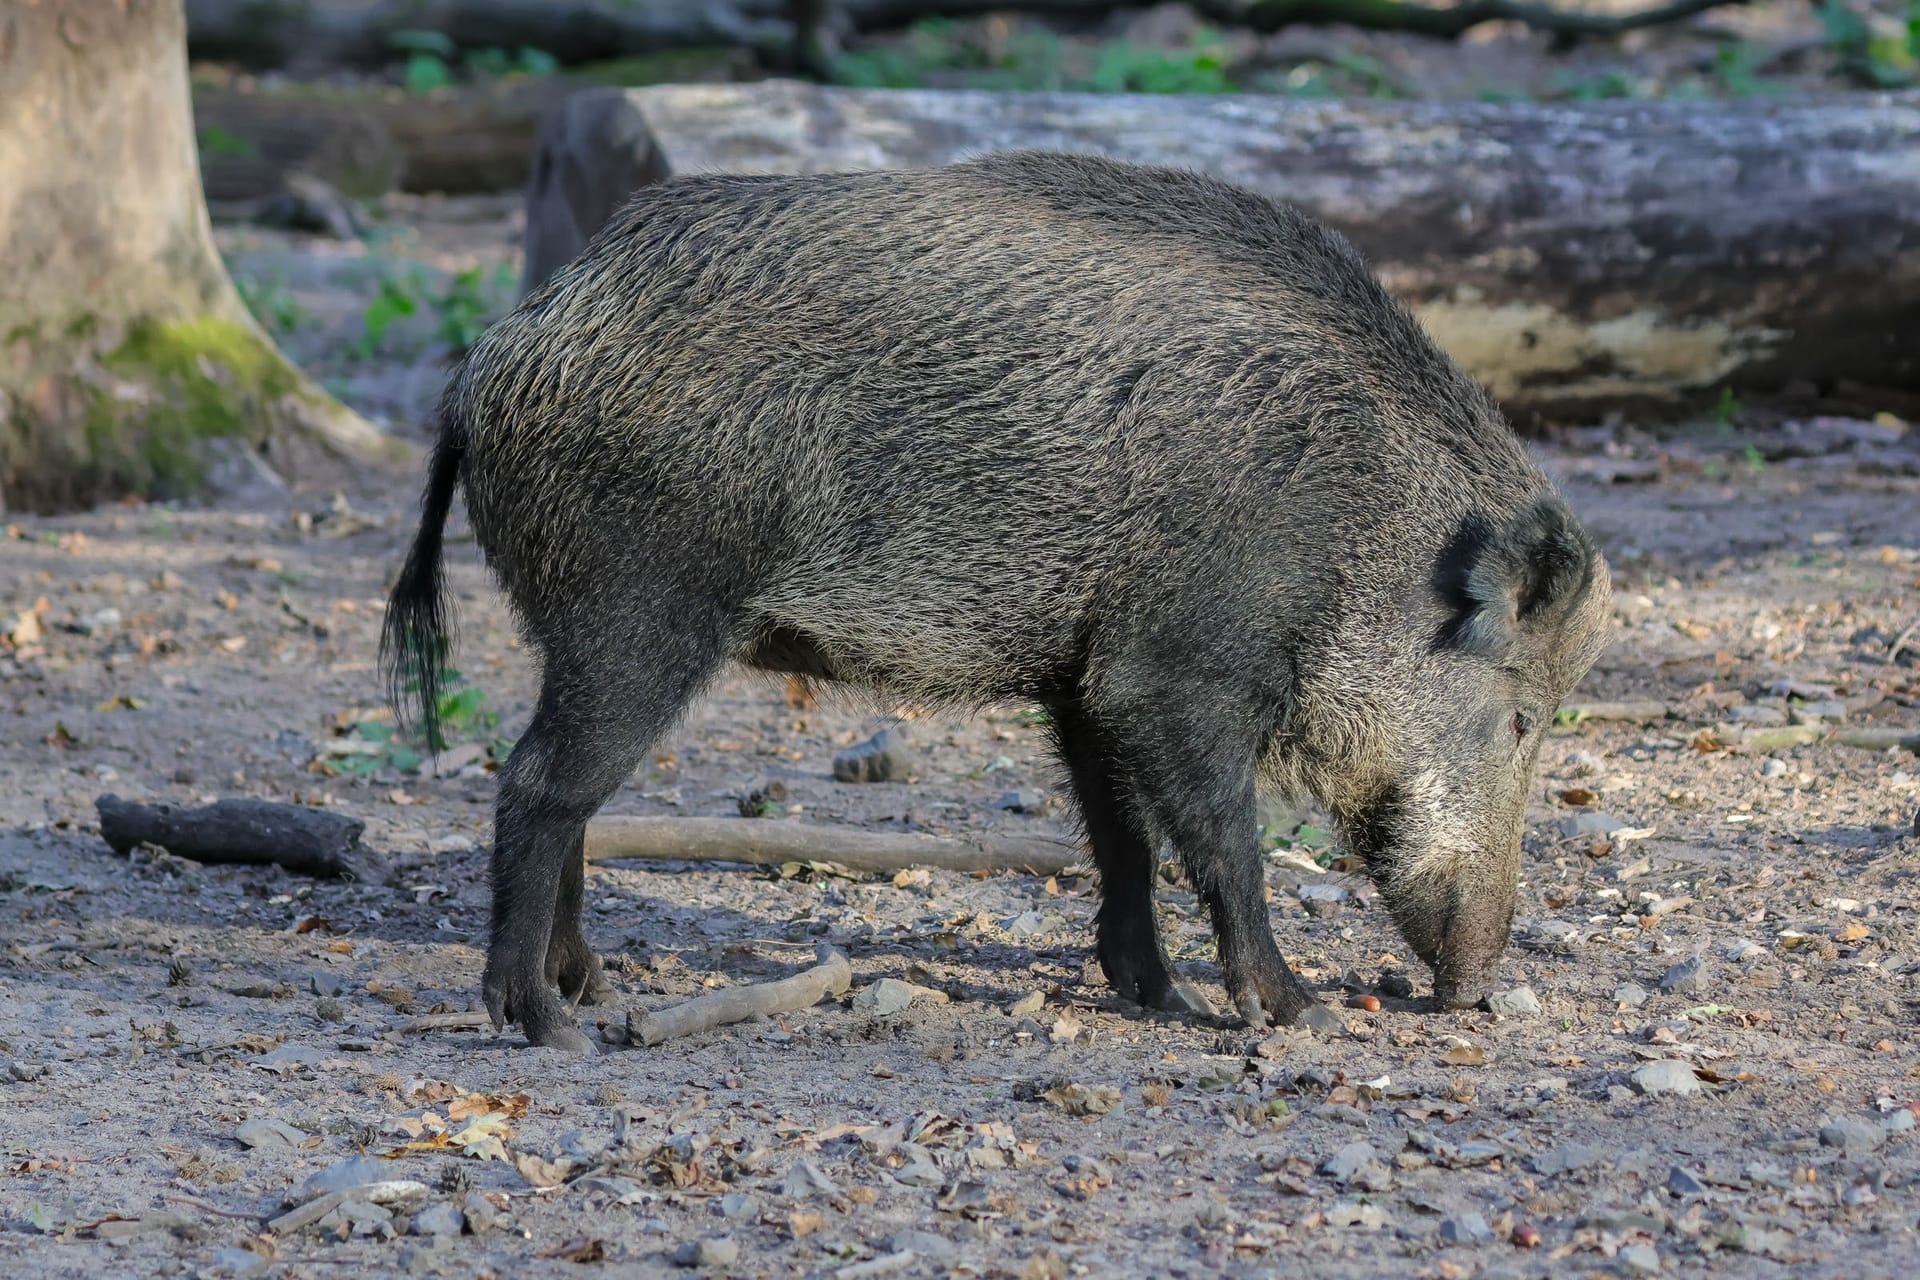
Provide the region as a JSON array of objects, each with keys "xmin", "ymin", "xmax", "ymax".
[
  {"xmin": 392, "ymin": 1010, "xmax": 494, "ymax": 1034},
  {"xmin": 1830, "ymin": 726, "xmax": 1920, "ymax": 751},
  {"xmin": 96, "ymin": 794, "xmax": 364, "ymax": 880},
  {"xmin": 628, "ymin": 946, "xmax": 852, "ymax": 1047},
  {"xmin": 1556, "ymin": 701, "xmax": 1672, "ymax": 725},
  {"xmin": 584, "ymin": 815, "xmax": 1079, "ymax": 876}
]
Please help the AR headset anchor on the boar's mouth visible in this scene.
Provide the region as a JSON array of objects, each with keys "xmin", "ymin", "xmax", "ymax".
[{"xmin": 1428, "ymin": 887, "xmax": 1515, "ymax": 1010}]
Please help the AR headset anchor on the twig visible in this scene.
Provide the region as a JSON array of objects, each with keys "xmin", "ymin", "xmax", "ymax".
[
  {"xmin": 1556, "ymin": 700, "xmax": 1672, "ymax": 725},
  {"xmin": 628, "ymin": 946, "xmax": 852, "ymax": 1047},
  {"xmin": 584, "ymin": 815, "xmax": 1078, "ymax": 876},
  {"xmin": 1830, "ymin": 726, "xmax": 1920, "ymax": 752},
  {"xmin": 1889, "ymin": 617, "xmax": 1919, "ymax": 663},
  {"xmin": 164, "ymin": 1191, "xmax": 267, "ymax": 1222},
  {"xmin": 392, "ymin": 1010, "xmax": 494, "ymax": 1034}
]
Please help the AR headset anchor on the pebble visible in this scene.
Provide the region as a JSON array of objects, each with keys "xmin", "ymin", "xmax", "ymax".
[
  {"xmin": 1528, "ymin": 920, "xmax": 1582, "ymax": 949},
  {"xmin": 1485, "ymin": 986, "xmax": 1541, "ymax": 1017},
  {"xmin": 1659, "ymin": 956, "xmax": 1713, "ymax": 994},
  {"xmin": 1760, "ymin": 758, "xmax": 1790, "ymax": 779},
  {"xmin": 1006, "ymin": 990, "xmax": 1045, "ymax": 1017},
  {"xmin": 310, "ymin": 973, "xmax": 346, "ymax": 997},
  {"xmin": 782, "ymin": 1159, "xmax": 838, "ymax": 1199},
  {"xmin": 993, "ymin": 789, "xmax": 1049, "ymax": 815},
  {"xmin": 1666, "ymin": 1165, "xmax": 1707, "ymax": 1196},
  {"xmin": 1378, "ymin": 970, "xmax": 1415, "ymax": 999},
  {"xmin": 1002, "ymin": 910, "xmax": 1061, "ymax": 939},
  {"xmin": 1819, "ymin": 1116, "xmax": 1886, "ymax": 1155},
  {"xmin": 718, "ymin": 1192, "xmax": 755, "ymax": 1220},
  {"xmin": 1886, "ymin": 1109, "xmax": 1917, "ymax": 1134},
  {"xmin": 1619, "ymin": 1242, "xmax": 1661, "ymax": 1274},
  {"xmin": 1320, "ymin": 1141, "xmax": 1378, "ymax": 1182},
  {"xmin": 1727, "ymin": 703, "xmax": 1785, "ymax": 725},
  {"xmin": 673, "ymin": 1237, "xmax": 739, "ymax": 1268},
  {"xmin": 1558, "ymin": 811, "xmax": 1625, "ymax": 838},
  {"xmin": 1614, "ymin": 982, "xmax": 1650, "ymax": 1009},
  {"xmin": 893, "ymin": 1150, "xmax": 944, "ymax": 1188},
  {"xmin": 831, "ymin": 729, "xmax": 912, "ymax": 783},
  {"xmin": 1724, "ymin": 940, "xmax": 1766, "ymax": 963},
  {"xmin": 336, "ymin": 1200, "xmax": 392, "ymax": 1236},
  {"xmin": 853, "ymin": 979, "xmax": 917, "ymax": 1017},
  {"xmin": 1564, "ymin": 750, "xmax": 1605, "ymax": 776},
  {"xmin": 7, "ymin": 1060, "xmax": 48, "ymax": 1082},
  {"xmin": 460, "ymin": 1192, "xmax": 502, "ymax": 1236},
  {"xmin": 1532, "ymin": 1144, "xmax": 1604, "ymax": 1176},
  {"xmin": 314, "ymin": 997, "xmax": 346, "ymax": 1023},
  {"xmin": 1631, "ymin": 1060, "xmax": 1703, "ymax": 1096},
  {"xmin": 207, "ymin": 1247, "xmax": 269, "ymax": 1278},
  {"xmin": 397, "ymin": 1243, "xmax": 444, "ymax": 1276},
  {"xmin": 410, "ymin": 1202, "xmax": 464, "ymax": 1237},
  {"xmin": 1439, "ymin": 1213, "xmax": 1493, "ymax": 1245},
  {"xmin": 296, "ymin": 1156, "xmax": 391, "ymax": 1200},
  {"xmin": 888, "ymin": 1229, "xmax": 958, "ymax": 1261},
  {"xmin": 835, "ymin": 1252, "xmax": 917, "ymax": 1280},
  {"xmin": 236, "ymin": 1117, "xmax": 307, "ymax": 1150}
]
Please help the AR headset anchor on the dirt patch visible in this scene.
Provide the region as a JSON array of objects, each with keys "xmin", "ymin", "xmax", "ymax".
[{"xmin": 2, "ymin": 202, "xmax": 1917, "ymax": 1280}]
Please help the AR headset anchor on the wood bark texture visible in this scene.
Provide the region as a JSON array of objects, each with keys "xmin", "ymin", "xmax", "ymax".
[
  {"xmin": 583, "ymin": 815, "xmax": 1081, "ymax": 876},
  {"xmin": 519, "ymin": 80, "xmax": 1920, "ymax": 422}
]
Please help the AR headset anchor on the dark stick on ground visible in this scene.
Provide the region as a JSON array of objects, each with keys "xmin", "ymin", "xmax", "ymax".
[{"xmin": 94, "ymin": 794, "xmax": 367, "ymax": 880}]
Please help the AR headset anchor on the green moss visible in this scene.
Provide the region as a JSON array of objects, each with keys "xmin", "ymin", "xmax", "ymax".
[{"xmin": 90, "ymin": 316, "xmax": 302, "ymax": 496}]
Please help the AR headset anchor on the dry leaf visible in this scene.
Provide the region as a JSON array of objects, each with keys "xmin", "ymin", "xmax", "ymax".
[
  {"xmin": 1440, "ymin": 1044, "xmax": 1488, "ymax": 1067},
  {"xmin": 1048, "ymin": 1013, "xmax": 1084, "ymax": 1044},
  {"xmin": 1042, "ymin": 1083, "xmax": 1121, "ymax": 1117},
  {"xmin": 787, "ymin": 1212, "xmax": 823, "ymax": 1238},
  {"xmin": 535, "ymin": 1237, "xmax": 605, "ymax": 1262},
  {"xmin": 217, "ymin": 636, "xmax": 247, "ymax": 653}
]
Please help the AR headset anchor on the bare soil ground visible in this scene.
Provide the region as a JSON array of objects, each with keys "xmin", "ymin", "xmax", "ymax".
[{"xmin": 2, "ymin": 201, "xmax": 1918, "ymax": 1280}]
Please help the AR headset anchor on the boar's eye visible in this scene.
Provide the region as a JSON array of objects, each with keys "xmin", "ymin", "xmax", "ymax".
[{"xmin": 1510, "ymin": 711, "xmax": 1534, "ymax": 740}]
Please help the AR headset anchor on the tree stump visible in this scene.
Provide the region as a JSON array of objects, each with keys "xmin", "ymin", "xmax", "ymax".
[{"xmin": 0, "ymin": 0, "xmax": 406, "ymax": 514}]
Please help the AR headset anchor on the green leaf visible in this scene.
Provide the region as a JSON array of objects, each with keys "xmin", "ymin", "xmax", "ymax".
[
  {"xmin": 403, "ymin": 52, "xmax": 454, "ymax": 95},
  {"xmin": 388, "ymin": 28, "xmax": 457, "ymax": 58}
]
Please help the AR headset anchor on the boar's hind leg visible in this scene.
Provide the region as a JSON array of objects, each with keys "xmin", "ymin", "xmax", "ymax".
[
  {"xmin": 486, "ymin": 637, "xmax": 721, "ymax": 1053},
  {"xmin": 1049, "ymin": 702, "xmax": 1215, "ymax": 1017},
  {"xmin": 1093, "ymin": 684, "xmax": 1337, "ymax": 1035}
]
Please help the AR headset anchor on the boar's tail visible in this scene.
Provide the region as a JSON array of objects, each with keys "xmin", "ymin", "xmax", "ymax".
[{"xmin": 379, "ymin": 407, "xmax": 467, "ymax": 751}]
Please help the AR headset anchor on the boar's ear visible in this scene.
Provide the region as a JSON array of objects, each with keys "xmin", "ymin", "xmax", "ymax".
[{"xmin": 1436, "ymin": 499, "xmax": 1598, "ymax": 655}]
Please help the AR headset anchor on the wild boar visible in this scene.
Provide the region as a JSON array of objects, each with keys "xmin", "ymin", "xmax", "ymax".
[{"xmin": 382, "ymin": 151, "xmax": 1613, "ymax": 1053}]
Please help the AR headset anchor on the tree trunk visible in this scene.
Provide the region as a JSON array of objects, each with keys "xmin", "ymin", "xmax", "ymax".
[
  {"xmin": 0, "ymin": 0, "xmax": 404, "ymax": 515},
  {"xmin": 519, "ymin": 81, "xmax": 1920, "ymax": 425}
]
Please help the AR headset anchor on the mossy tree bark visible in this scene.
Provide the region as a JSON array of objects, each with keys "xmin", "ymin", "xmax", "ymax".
[{"xmin": 0, "ymin": 0, "xmax": 405, "ymax": 515}]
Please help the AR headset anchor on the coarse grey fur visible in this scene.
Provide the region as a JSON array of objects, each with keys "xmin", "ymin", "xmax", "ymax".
[{"xmin": 381, "ymin": 150, "xmax": 1614, "ymax": 1054}]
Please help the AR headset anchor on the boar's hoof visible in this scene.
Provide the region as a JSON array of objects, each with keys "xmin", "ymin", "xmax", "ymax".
[
  {"xmin": 526, "ymin": 1020, "xmax": 598, "ymax": 1055},
  {"xmin": 1154, "ymin": 978, "xmax": 1218, "ymax": 1019}
]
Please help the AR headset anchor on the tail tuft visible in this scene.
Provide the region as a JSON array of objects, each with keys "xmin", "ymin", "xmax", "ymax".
[{"xmin": 379, "ymin": 409, "xmax": 467, "ymax": 752}]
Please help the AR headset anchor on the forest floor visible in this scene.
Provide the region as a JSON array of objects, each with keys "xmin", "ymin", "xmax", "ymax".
[{"xmin": 2, "ymin": 198, "xmax": 1918, "ymax": 1280}]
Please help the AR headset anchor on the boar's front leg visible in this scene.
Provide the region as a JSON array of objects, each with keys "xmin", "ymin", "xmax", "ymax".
[
  {"xmin": 1047, "ymin": 701, "xmax": 1216, "ymax": 1017},
  {"xmin": 1093, "ymin": 674, "xmax": 1340, "ymax": 1035}
]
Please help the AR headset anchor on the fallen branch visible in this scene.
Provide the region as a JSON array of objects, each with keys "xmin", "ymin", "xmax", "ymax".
[
  {"xmin": 392, "ymin": 1010, "xmax": 495, "ymax": 1034},
  {"xmin": 1830, "ymin": 726, "xmax": 1920, "ymax": 752},
  {"xmin": 584, "ymin": 815, "xmax": 1079, "ymax": 875},
  {"xmin": 627, "ymin": 945, "xmax": 852, "ymax": 1046},
  {"xmin": 1557, "ymin": 701, "xmax": 1673, "ymax": 725},
  {"xmin": 95, "ymin": 794, "xmax": 365, "ymax": 880}
]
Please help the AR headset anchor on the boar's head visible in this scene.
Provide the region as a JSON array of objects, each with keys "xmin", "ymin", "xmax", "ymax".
[{"xmin": 1303, "ymin": 495, "xmax": 1614, "ymax": 1011}]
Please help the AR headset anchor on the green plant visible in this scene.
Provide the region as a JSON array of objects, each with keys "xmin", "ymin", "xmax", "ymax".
[
  {"xmin": 464, "ymin": 45, "xmax": 560, "ymax": 79},
  {"xmin": 434, "ymin": 267, "xmax": 493, "ymax": 354},
  {"xmin": 1819, "ymin": 0, "xmax": 1919, "ymax": 86},
  {"xmin": 1261, "ymin": 819, "xmax": 1337, "ymax": 869},
  {"xmin": 1552, "ymin": 69, "xmax": 1637, "ymax": 101},
  {"xmin": 234, "ymin": 275, "xmax": 305, "ymax": 334},
  {"xmin": 1710, "ymin": 43, "xmax": 1780, "ymax": 97},
  {"xmin": 1086, "ymin": 32, "xmax": 1235, "ymax": 95},
  {"xmin": 390, "ymin": 29, "xmax": 457, "ymax": 94},
  {"xmin": 353, "ymin": 276, "xmax": 419, "ymax": 358},
  {"xmin": 1714, "ymin": 384, "xmax": 1741, "ymax": 426},
  {"xmin": 197, "ymin": 126, "xmax": 256, "ymax": 159}
]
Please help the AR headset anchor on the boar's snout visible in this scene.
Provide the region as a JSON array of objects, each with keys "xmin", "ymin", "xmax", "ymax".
[{"xmin": 1427, "ymin": 887, "xmax": 1516, "ymax": 1011}]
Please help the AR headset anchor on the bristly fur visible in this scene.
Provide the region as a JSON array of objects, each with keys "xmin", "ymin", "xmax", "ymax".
[
  {"xmin": 399, "ymin": 149, "xmax": 1616, "ymax": 1048},
  {"xmin": 379, "ymin": 394, "xmax": 468, "ymax": 752}
]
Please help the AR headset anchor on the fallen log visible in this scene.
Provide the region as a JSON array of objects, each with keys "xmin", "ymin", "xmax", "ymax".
[
  {"xmin": 627, "ymin": 945, "xmax": 852, "ymax": 1046},
  {"xmin": 182, "ymin": 0, "xmax": 1754, "ymax": 71},
  {"xmin": 95, "ymin": 794, "xmax": 366, "ymax": 879},
  {"xmin": 192, "ymin": 51, "xmax": 750, "ymax": 202},
  {"xmin": 521, "ymin": 81, "xmax": 1920, "ymax": 423},
  {"xmin": 583, "ymin": 815, "xmax": 1080, "ymax": 876}
]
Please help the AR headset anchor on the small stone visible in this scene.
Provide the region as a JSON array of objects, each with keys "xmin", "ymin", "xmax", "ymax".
[
  {"xmin": 1659, "ymin": 956, "xmax": 1713, "ymax": 994},
  {"xmin": 396, "ymin": 1243, "xmax": 443, "ymax": 1275},
  {"xmin": 1378, "ymin": 970, "xmax": 1416, "ymax": 999},
  {"xmin": 1666, "ymin": 1165, "xmax": 1707, "ymax": 1196},
  {"xmin": 310, "ymin": 973, "xmax": 346, "ymax": 997},
  {"xmin": 1727, "ymin": 703, "xmax": 1785, "ymax": 725},
  {"xmin": 893, "ymin": 1150, "xmax": 944, "ymax": 1188},
  {"xmin": 889, "ymin": 1229, "xmax": 957, "ymax": 1260},
  {"xmin": 336, "ymin": 1200, "xmax": 392, "ymax": 1236},
  {"xmin": 1532, "ymin": 1144, "xmax": 1603, "ymax": 1176},
  {"xmin": 1006, "ymin": 990, "xmax": 1045, "ymax": 1017},
  {"xmin": 853, "ymin": 978, "xmax": 916, "ymax": 1017},
  {"xmin": 717, "ymin": 1192, "xmax": 754, "ymax": 1220},
  {"xmin": 460, "ymin": 1191, "xmax": 502, "ymax": 1236},
  {"xmin": 1760, "ymin": 758, "xmax": 1789, "ymax": 779},
  {"xmin": 1002, "ymin": 910, "xmax": 1060, "ymax": 939},
  {"xmin": 674, "ymin": 1237, "xmax": 739, "ymax": 1268},
  {"xmin": 1819, "ymin": 1116, "xmax": 1886, "ymax": 1155},
  {"xmin": 1886, "ymin": 1109, "xmax": 1917, "ymax": 1134},
  {"xmin": 410, "ymin": 1202, "xmax": 464, "ymax": 1237},
  {"xmin": 1558, "ymin": 811, "xmax": 1625, "ymax": 838},
  {"xmin": 8, "ymin": 1060, "xmax": 48, "ymax": 1082},
  {"xmin": 1439, "ymin": 1213, "xmax": 1493, "ymax": 1245},
  {"xmin": 1564, "ymin": 750, "xmax": 1605, "ymax": 776},
  {"xmin": 782, "ymin": 1159, "xmax": 837, "ymax": 1199},
  {"xmin": 832, "ymin": 728, "xmax": 912, "ymax": 783},
  {"xmin": 1484, "ymin": 986, "xmax": 1541, "ymax": 1017},
  {"xmin": 236, "ymin": 1117, "xmax": 307, "ymax": 1150},
  {"xmin": 1724, "ymin": 940, "xmax": 1766, "ymax": 962},
  {"xmin": 993, "ymin": 789, "xmax": 1049, "ymax": 815},
  {"xmin": 296, "ymin": 1156, "xmax": 390, "ymax": 1201},
  {"xmin": 1619, "ymin": 1243, "xmax": 1661, "ymax": 1274},
  {"xmin": 1631, "ymin": 1060, "xmax": 1702, "ymax": 1096},
  {"xmin": 1614, "ymin": 982, "xmax": 1650, "ymax": 1009},
  {"xmin": 1320, "ymin": 1141, "xmax": 1377, "ymax": 1182},
  {"xmin": 208, "ymin": 1248, "xmax": 269, "ymax": 1278},
  {"xmin": 315, "ymin": 997, "xmax": 346, "ymax": 1023},
  {"xmin": 75, "ymin": 607, "xmax": 121, "ymax": 636}
]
